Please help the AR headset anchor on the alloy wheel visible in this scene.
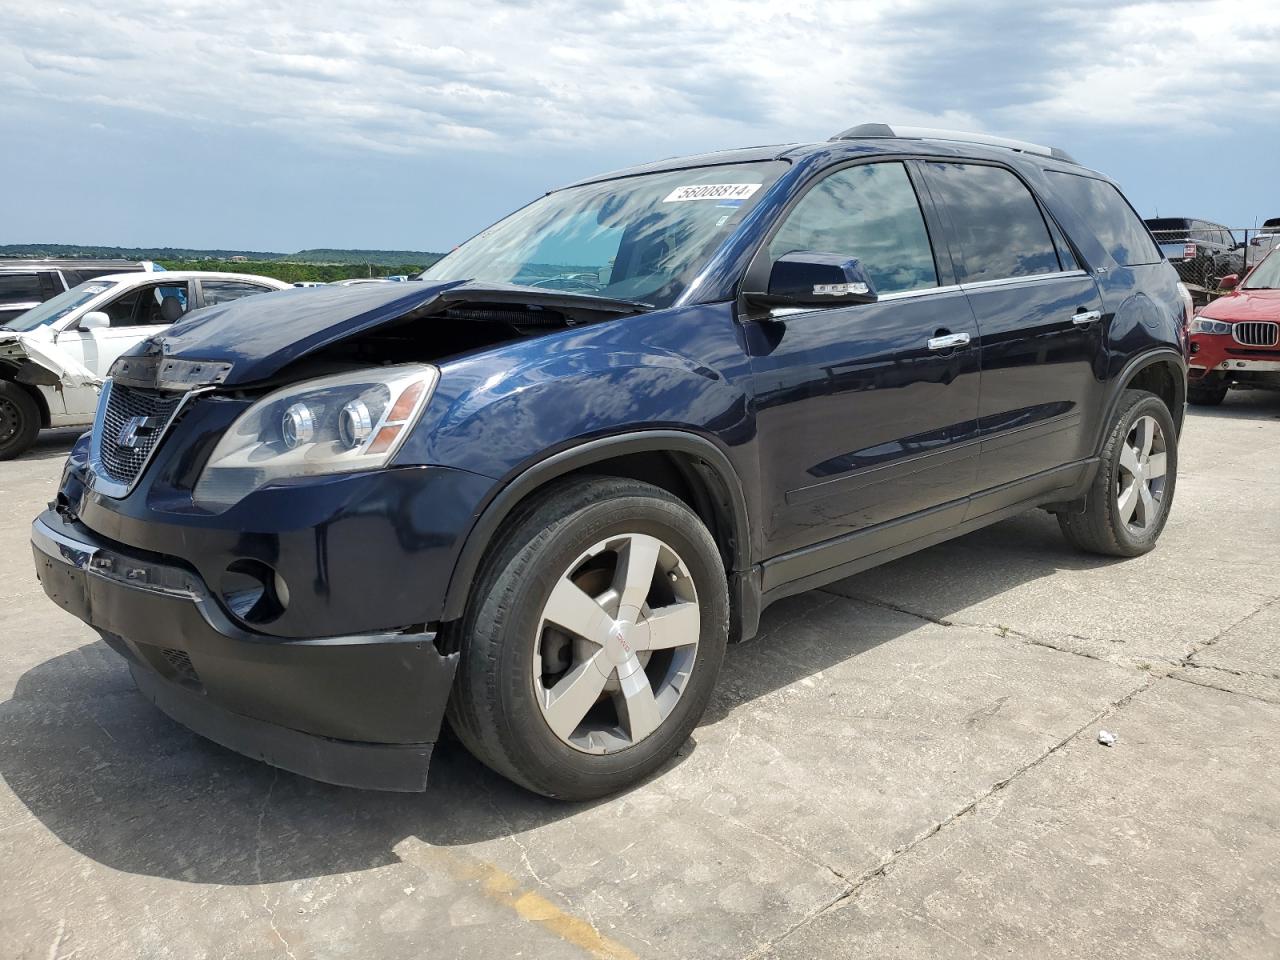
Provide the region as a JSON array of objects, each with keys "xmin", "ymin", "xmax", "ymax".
[
  {"xmin": 534, "ymin": 533, "xmax": 700, "ymax": 754},
  {"xmin": 1116, "ymin": 414, "xmax": 1168, "ymax": 534}
]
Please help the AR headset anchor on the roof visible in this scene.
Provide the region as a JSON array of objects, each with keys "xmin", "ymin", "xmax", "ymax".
[
  {"xmin": 0, "ymin": 258, "xmax": 145, "ymax": 272},
  {"xmin": 88, "ymin": 270, "xmax": 291, "ymax": 288},
  {"xmin": 559, "ymin": 126, "xmax": 1101, "ymax": 190}
]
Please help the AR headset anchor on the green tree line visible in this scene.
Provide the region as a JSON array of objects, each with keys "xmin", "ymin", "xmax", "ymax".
[{"xmin": 155, "ymin": 260, "xmax": 437, "ymax": 283}]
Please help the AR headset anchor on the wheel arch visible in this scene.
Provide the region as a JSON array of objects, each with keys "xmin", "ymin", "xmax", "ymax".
[
  {"xmin": 440, "ymin": 431, "xmax": 753, "ymax": 627},
  {"xmin": 1095, "ymin": 349, "xmax": 1187, "ymax": 454},
  {"xmin": 0, "ymin": 369, "xmax": 51, "ymax": 429}
]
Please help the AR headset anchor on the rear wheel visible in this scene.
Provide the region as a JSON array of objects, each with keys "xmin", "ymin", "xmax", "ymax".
[
  {"xmin": 1059, "ymin": 389, "xmax": 1178, "ymax": 557},
  {"xmin": 446, "ymin": 476, "xmax": 729, "ymax": 800},
  {"xmin": 0, "ymin": 381, "xmax": 40, "ymax": 460}
]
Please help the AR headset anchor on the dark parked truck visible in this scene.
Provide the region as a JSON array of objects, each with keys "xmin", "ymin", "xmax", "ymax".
[{"xmin": 32, "ymin": 124, "xmax": 1189, "ymax": 799}]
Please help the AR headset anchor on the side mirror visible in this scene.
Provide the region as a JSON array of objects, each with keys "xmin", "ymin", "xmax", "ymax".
[
  {"xmin": 1217, "ymin": 274, "xmax": 1239, "ymax": 291},
  {"xmin": 78, "ymin": 311, "xmax": 109, "ymax": 331},
  {"xmin": 746, "ymin": 252, "xmax": 878, "ymax": 308}
]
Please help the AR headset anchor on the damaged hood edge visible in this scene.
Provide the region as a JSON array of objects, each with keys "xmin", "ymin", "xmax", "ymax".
[{"xmin": 132, "ymin": 280, "xmax": 650, "ymax": 388}]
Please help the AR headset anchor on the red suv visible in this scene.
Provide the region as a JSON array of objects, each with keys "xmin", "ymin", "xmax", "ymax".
[{"xmin": 1188, "ymin": 247, "xmax": 1280, "ymax": 404}]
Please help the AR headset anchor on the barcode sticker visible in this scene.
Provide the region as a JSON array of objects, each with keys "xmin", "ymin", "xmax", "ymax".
[{"xmin": 663, "ymin": 183, "xmax": 763, "ymax": 203}]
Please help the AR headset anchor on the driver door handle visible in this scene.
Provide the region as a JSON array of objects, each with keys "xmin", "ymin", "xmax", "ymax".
[
  {"xmin": 1072, "ymin": 310, "xmax": 1103, "ymax": 326},
  {"xmin": 927, "ymin": 331, "xmax": 971, "ymax": 351}
]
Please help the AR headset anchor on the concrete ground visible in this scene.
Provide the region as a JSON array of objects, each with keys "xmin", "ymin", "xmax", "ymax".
[{"xmin": 3, "ymin": 394, "xmax": 1280, "ymax": 960}]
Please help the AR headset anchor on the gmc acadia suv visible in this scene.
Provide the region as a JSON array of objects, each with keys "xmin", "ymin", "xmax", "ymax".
[{"xmin": 32, "ymin": 124, "xmax": 1189, "ymax": 800}]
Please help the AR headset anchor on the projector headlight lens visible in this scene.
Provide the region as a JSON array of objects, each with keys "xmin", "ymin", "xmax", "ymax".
[{"xmin": 194, "ymin": 364, "xmax": 438, "ymax": 512}]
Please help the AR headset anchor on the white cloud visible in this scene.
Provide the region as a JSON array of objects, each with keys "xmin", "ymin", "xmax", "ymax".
[{"xmin": 0, "ymin": 0, "xmax": 1277, "ymax": 159}]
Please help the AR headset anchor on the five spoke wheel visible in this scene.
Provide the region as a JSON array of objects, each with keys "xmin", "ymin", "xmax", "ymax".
[
  {"xmin": 535, "ymin": 533, "xmax": 700, "ymax": 754},
  {"xmin": 1116, "ymin": 414, "xmax": 1168, "ymax": 534}
]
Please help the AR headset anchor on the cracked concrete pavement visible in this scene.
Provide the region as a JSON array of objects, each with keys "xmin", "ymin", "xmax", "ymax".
[{"xmin": 3, "ymin": 391, "xmax": 1279, "ymax": 959}]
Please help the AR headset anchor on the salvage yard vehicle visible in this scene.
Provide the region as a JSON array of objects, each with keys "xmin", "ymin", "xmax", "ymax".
[
  {"xmin": 0, "ymin": 259, "xmax": 151, "ymax": 326},
  {"xmin": 0, "ymin": 271, "xmax": 290, "ymax": 457},
  {"xmin": 1144, "ymin": 217, "xmax": 1245, "ymax": 290},
  {"xmin": 32, "ymin": 124, "xmax": 1188, "ymax": 800},
  {"xmin": 1187, "ymin": 246, "xmax": 1280, "ymax": 404}
]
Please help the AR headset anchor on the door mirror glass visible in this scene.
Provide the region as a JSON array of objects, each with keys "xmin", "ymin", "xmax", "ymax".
[
  {"xmin": 78, "ymin": 311, "xmax": 110, "ymax": 331},
  {"xmin": 747, "ymin": 252, "xmax": 878, "ymax": 308}
]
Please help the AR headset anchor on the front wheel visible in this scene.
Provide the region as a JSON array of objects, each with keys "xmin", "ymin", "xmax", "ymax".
[
  {"xmin": 0, "ymin": 381, "xmax": 40, "ymax": 460},
  {"xmin": 446, "ymin": 476, "xmax": 729, "ymax": 800},
  {"xmin": 1059, "ymin": 389, "xmax": 1178, "ymax": 557}
]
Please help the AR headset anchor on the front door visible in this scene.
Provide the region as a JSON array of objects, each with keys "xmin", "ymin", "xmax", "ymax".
[
  {"xmin": 55, "ymin": 279, "xmax": 192, "ymax": 377},
  {"xmin": 745, "ymin": 160, "xmax": 982, "ymax": 560}
]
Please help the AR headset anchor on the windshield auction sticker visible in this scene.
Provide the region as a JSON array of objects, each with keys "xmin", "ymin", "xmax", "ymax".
[{"xmin": 663, "ymin": 183, "xmax": 763, "ymax": 203}]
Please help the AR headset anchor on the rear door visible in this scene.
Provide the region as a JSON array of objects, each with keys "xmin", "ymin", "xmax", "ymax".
[
  {"xmin": 744, "ymin": 160, "xmax": 982, "ymax": 559},
  {"xmin": 920, "ymin": 160, "xmax": 1105, "ymax": 497}
]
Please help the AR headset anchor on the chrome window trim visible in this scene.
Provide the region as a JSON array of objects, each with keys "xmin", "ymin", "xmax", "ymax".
[
  {"xmin": 959, "ymin": 269, "xmax": 1088, "ymax": 292},
  {"xmin": 875, "ymin": 283, "xmax": 964, "ymax": 303},
  {"xmin": 87, "ymin": 378, "xmax": 212, "ymax": 499},
  {"xmin": 762, "ymin": 268, "xmax": 1087, "ymax": 315}
]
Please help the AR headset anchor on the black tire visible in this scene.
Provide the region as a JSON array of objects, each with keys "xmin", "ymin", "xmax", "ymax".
[
  {"xmin": 1187, "ymin": 382, "xmax": 1227, "ymax": 406},
  {"xmin": 1058, "ymin": 389, "xmax": 1178, "ymax": 557},
  {"xmin": 445, "ymin": 476, "xmax": 729, "ymax": 800},
  {"xmin": 0, "ymin": 381, "xmax": 40, "ymax": 460}
]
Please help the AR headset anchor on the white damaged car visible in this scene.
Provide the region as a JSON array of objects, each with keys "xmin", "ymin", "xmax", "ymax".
[{"xmin": 0, "ymin": 271, "xmax": 290, "ymax": 458}]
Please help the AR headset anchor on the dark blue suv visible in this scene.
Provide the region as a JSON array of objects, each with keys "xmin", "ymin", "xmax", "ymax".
[{"xmin": 31, "ymin": 124, "xmax": 1189, "ymax": 799}]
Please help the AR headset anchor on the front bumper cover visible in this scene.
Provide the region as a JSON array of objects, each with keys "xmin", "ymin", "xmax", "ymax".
[{"xmin": 31, "ymin": 511, "xmax": 459, "ymax": 791}]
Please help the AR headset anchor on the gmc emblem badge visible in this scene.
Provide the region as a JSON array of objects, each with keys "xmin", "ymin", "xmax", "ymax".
[{"xmin": 116, "ymin": 416, "xmax": 159, "ymax": 449}]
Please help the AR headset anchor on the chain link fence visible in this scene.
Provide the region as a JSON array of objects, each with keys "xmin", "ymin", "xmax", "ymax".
[{"xmin": 1146, "ymin": 219, "xmax": 1280, "ymax": 303}]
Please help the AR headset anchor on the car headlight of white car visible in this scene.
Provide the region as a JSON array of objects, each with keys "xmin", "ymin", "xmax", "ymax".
[
  {"xmin": 194, "ymin": 364, "xmax": 439, "ymax": 511},
  {"xmin": 1189, "ymin": 317, "xmax": 1233, "ymax": 336}
]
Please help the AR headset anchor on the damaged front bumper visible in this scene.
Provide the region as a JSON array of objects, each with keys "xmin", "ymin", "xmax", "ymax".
[{"xmin": 31, "ymin": 510, "xmax": 459, "ymax": 792}]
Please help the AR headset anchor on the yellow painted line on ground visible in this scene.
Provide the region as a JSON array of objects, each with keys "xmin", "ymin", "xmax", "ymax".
[{"xmin": 395, "ymin": 838, "xmax": 639, "ymax": 960}]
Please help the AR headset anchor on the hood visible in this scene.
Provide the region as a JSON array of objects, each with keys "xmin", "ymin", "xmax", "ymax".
[
  {"xmin": 1198, "ymin": 288, "xmax": 1280, "ymax": 322},
  {"xmin": 133, "ymin": 280, "xmax": 649, "ymax": 387}
]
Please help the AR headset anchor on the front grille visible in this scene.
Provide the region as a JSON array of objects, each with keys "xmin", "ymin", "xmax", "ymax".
[
  {"xmin": 96, "ymin": 382, "xmax": 185, "ymax": 486},
  {"xmin": 1234, "ymin": 322, "xmax": 1280, "ymax": 347}
]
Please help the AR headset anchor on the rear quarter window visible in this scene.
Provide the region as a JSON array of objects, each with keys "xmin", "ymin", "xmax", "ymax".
[
  {"xmin": 1050, "ymin": 172, "xmax": 1161, "ymax": 267},
  {"xmin": 0, "ymin": 273, "xmax": 42, "ymax": 302}
]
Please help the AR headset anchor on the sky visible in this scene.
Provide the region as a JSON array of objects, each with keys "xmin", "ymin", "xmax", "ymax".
[{"xmin": 1, "ymin": 0, "xmax": 1278, "ymax": 254}]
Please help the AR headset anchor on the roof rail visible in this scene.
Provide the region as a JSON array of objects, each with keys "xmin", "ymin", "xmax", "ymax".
[{"xmin": 833, "ymin": 123, "xmax": 1077, "ymax": 164}]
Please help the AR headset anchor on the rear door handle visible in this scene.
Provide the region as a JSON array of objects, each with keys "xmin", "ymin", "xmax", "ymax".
[
  {"xmin": 927, "ymin": 332, "xmax": 971, "ymax": 351},
  {"xmin": 1072, "ymin": 310, "xmax": 1103, "ymax": 326}
]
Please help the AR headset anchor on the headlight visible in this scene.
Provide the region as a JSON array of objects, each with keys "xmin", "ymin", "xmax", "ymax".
[
  {"xmin": 193, "ymin": 364, "xmax": 438, "ymax": 511},
  {"xmin": 1189, "ymin": 317, "xmax": 1233, "ymax": 335}
]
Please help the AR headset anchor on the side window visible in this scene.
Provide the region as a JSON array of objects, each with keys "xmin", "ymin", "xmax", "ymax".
[
  {"xmin": 0, "ymin": 273, "xmax": 42, "ymax": 303},
  {"xmin": 1043, "ymin": 171, "xmax": 1161, "ymax": 267},
  {"xmin": 925, "ymin": 163, "xmax": 1060, "ymax": 282},
  {"xmin": 102, "ymin": 284, "xmax": 188, "ymax": 327},
  {"xmin": 102, "ymin": 288, "xmax": 145, "ymax": 327},
  {"xmin": 201, "ymin": 280, "xmax": 274, "ymax": 306},
  {"xmin": 767, "ymin": 162, "xmax": 938, "ymax": 295}
]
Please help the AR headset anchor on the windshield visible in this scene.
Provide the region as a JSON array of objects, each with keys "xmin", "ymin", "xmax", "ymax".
[
  {"xmin": 4, "ymin": 280, "xmax": 118, "ymax": 332},
  {"xmin": 1243, "ymin": 250, "xmax": 1280, "ymax": 290},
  {"xmin": 420, "ymin": 162, "xmax": 787, "ymax": 309}
]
